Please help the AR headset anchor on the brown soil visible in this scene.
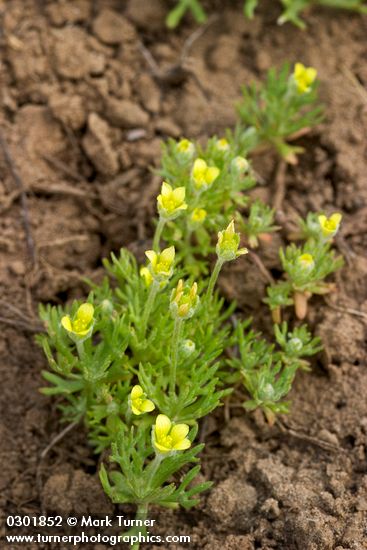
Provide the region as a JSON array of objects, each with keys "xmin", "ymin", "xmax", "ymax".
[{"xmin": 0, "ymin": 1, "xmax": 366, "ymax": 549}]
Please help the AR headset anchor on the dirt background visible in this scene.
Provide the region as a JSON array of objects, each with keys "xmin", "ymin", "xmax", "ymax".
[{"xmin": 0, "ymin": 0, "xmax": 366, "ymax": 549}]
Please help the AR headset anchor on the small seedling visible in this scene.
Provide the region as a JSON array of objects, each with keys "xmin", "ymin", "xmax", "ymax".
[
  {"xmin": 237, "ymin": 62, "xmax": 323, "ymax": 163},
  {"xmin": 265, "ymin": 212, "xmax": 343, "ymax": 320},
  {"xmin": 244, "ymin": 0, "xmax": 367, "ymax": 28}
]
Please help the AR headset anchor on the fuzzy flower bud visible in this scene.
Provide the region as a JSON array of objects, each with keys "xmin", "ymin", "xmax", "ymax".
[
  {"xmin": 287, "ymin": 337, "xmax": 303, "ymax": 354},
  {"xmin": 176, "ymin": 138, "xmax": 195, "ymax": 160},
  {"xmin": 129, "ymin": 385, "xmax": 155, "ymax": 416},
  {"xmin": 318, "ymin": 213, "xmax": 342, "ymax": 239},
  {"xmin": 191, "ymin": 158, "xmax": 220, "ymax": 191},
  {"xmin": 145, "ymin": 246, "xmax": 175, "ymax": 282},
  {"xmin": 293, "ymin": 62, "xmax": 317, "ymax": 94},
  {"xmin": 215, "ymin": 137, "xmax": 230, "ymax": 153},
  {"xmin": 152, "ymin": 414, "xmax": 191, "ymax": 454},
  {"xmin": 298, "ymin": 253, "xmax": 315, "ymax": 272},
  {"xmin": 61, "ymin": 303, "xmax": 94, "ymax": 340},
  {"xmin": 181, "ymin": 339, "xmax": 196, "ymax": 357},
  {"xmin": 216, "ymin": 220, "xmax": 248, "ymax": 262},
  {"xmin": 170, "ymin": 279, "xmax": 199, "ymax": 319},
  {"xmin": 231, "ymin": 156, "xmax": 249, "ymax": 176},
  {"xmin": 157, "ymin": 182, "xmax": 187, "ymax": 221}
]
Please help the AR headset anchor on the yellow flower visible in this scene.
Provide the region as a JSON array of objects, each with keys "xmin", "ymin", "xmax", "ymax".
[
  {"xmin": 293, "ymin": 63, "xmax": 317, "ymax": 94},
  {"xmin": 157, "ymin": 182, "xmax": 187, "ymax": 220},
  {"xmin": 170, "ymin": 279, "xmax": 199, "ymax": 319},
  {"xmin": 129, "ymin": 385, "xmax": 155, "ymax": 416},
  {"xmin": 153, "ymin": 414, "xmax": 191, "ymax": 454},
  {"xmin": 215, "ymin": 138, "xmax": 230, "ymax": 152},
  {"xmin": 61, "ymin": 303, "xmax": 94, "ymax": 338},
  {"xmin": 176, "ymin": 138, "xmax": 195, "ymax": 159},
  {"xmin": 191, "ymin": 158, "xmax": 220, "ymax": 191},
  {"xmin": 145, "ymin": 246, "xmax": 175, "ymax": 281},
  {"xmin": 216, "ymin": 220, "xmax": 248, "ymax": 262},
  {"xmin": 191, "ymin": 208, "xmax": 207, "ymax": 224},
  {"xmin": 298, "ymin": 253, "xmax": 315, "ymax": 271},
  {"xmin": 140, "ymin": 266, "xmax": 153, "ymax": 287},
  {"xmin": 318, "ymin": 213, "xmax": 342, "ymax": 238}
]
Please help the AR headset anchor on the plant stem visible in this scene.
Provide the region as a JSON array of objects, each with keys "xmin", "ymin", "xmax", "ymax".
[
  {"xmin": 169, "ymin": 317, "xmax": 183, "ymax": 395},
  {"xmin": 206, "ymin": 258, "xmax": 224, "ymax": 302},
  {"xmin": 141, "ymin": 280, "xmax": 159, "ymax": 337},
  {"xmin": 152, "ymin": 218, "xmax": 166, "ymax": 251},
  {"xmin": 131, "ymin": 503, "xmax": 149, "ymax": 550},
  {"xmin": 76, "ymin": 340, "xmax": 85, "ymax": 360}
]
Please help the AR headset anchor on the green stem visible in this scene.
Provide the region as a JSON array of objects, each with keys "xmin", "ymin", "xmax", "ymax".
[
  {"xmin": 169, "ymin": 317, "xmax": 183, "ymax": 396},
  {"xmin": 206, "ymin": 258, "xmax": 224, "ymax": 302},
  {"xmin": 76, "ymin": 339, "xmax": 85, "ymax": 360},
  {"xmin": 141, "ymin": 280, "xmax": 159, "ymax": 337},
  {"xmin": 152, "ymin": 218, "xmax": 166, "ymax": 252},
  {"xmin": 131, "ymin": 503, "xmax": 149, "ymax": 550}
]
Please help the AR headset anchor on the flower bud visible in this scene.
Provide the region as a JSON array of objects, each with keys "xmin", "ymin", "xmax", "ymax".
[
  {"xmin": 298, "ymin": 253, "xmax": 315, "ymax": 272},
  {"xmin": 181, "ymin": 339, "xmax": 196, "ymax": 357},
  {"xmin": 176, "ymin": 138, "xmax": 195, "ymax": 160},
  {"xmin": 216, "ymin": 220, "xmax": 248, "ymax": 262},
  {"xmin": 190, "ymin": 207, "xmax": 207, "ymax": 225},
  {"xmin": 170, "ymin": 279, "xmax": 199, "ymax": 320},
  {"xmin": 231, "ymin": 156, "xmax": 249, "ymax": 176},
  {"xmin": 215, "ymin": 137, "xmax": 230, "ymax": 153}
]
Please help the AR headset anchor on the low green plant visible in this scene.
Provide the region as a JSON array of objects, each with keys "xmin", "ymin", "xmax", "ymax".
[
  {"xmin": 37, "ymin": 62, "xmax": 343, "ymax": 547},
  {"xmin": 166, "ymin": 0, "xmax": 366, "ymax": 29},
  {"xmin": 265, "ymin": 212, "xmax": 343, "ymax": 321},
  {"xmin": 237, "ymin": 62, "xmax": 323, "ymax": 163},
  {"xmin": 166, "ymin": 0, "xmax": 207, "ymax": 28},
  {"xmin": 244, "ymin": 0, "xmax": 367, "ymax": 28},
  {"xmin": 229, "ymin": 320, "xmax": 322, "ymax": 423}
]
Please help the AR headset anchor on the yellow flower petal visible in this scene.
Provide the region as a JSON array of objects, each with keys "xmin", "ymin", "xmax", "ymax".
[
  {"xmin": 154, "ymin": 440, "xmax": 172, "ymax": 453},
  {"xmin": 61, "ymin": 315, "xmax": 72, "ymax": 332},
  {"xmin": 76, "ymin": 303, "xmax": 94, "ymax": 324},
  {"xmin": 131, "ymin": 403, "xmax": 143, "ymax": 415},
  {"xmin": 160, "ymin": 246, "xmax": 175, "ymax": 265},
  {"xmin": 161, "ymin": 181, "xmax": 172, "ymax": 196},
  {"xmin": 155, "ymin": 414, "xmax": 171, "ymax": 439},
  {"xmin": 140, "ymin": 399, "xmax": 155, "ymax": 413},
  {"xmin": 145, "ymin": 250, "xmax": 157, "ymax": 265},
  {"xmin": 330, "ymin": 213, "xmax": 342, "ymax": 225},
  {"xmin": 131, "ymin": 385, "xmax": 143, "ymax": 400},
  {"xmin": 170, "ymin": 424, "xmax": 189, "ymax": 444},
  {"xmin": 192, "ymin": 158, "xmax": 207, "ymax": 178},
  {"xmin": 173, "ymin": 438, "xmax": 191, "ymax": 451},
  {"xmin": 173, "ymin": 186, "xmax": 186, "ymax": 203},
  {"xmin": 206, "ymin": 166, "xmax": 220, "ymax": 184}
]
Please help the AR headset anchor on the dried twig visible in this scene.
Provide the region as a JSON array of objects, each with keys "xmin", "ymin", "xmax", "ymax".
[
  {"xmin": 138, "ymin": 16, "xmax": 217, "ymax": 96},
  {"xmin": 40, "ymin": 420, "xmax": 79, "ymax": 460},
  {"xmin": 277, "ymin": 419, "xmax": 340, "ymax": 453},
  {"xmin": 41, "ymin": 153, "xmax": 84, "ymax": 182},
  {"xmin": 273, "ymin": 159, "xmax": 287, "ymax": 213},
  {"xmin": 323, "ymin": 297, "xmax": 367, "ymax": 321},
  {"xmin": 248, "ymin": 250, "xmax": 275, "ymax": 285},
  {"xmin": 0, "ymin": 129, "xmax": 37, "ymax": 266},
  {"xmin": 0, "ymin": 316, "xmax": 44, "ymax": 333}
]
